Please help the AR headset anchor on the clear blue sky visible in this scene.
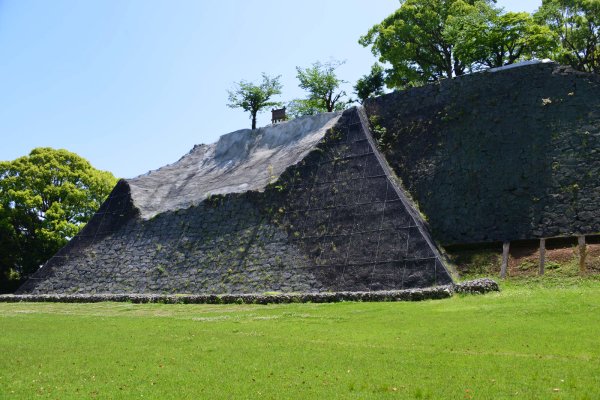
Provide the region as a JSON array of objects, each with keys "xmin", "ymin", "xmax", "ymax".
[{"xmin": 0, "ymin": 0, "xmax": 542, "ymax": 178}]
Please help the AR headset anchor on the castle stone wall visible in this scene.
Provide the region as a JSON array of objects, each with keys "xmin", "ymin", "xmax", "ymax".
[
  {"xmin": 18, "ymin": 108, "xmax": 451, "ymax": 294},
  {"xmin": 365, "ymin": 63, "xmax": 600, "ymax": 244}
]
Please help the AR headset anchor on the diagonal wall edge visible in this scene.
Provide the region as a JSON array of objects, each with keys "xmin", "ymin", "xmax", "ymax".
[{"xmin": 357, "ymin": 106, "xmax": 454, "ymax": 283}]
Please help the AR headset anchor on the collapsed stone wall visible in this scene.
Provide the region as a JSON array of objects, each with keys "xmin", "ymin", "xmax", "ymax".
[
  {"xmin": 18, "ymin": 108, "xmax": 452, "ymax": 295},
  {"xmin": 365, "ymin": 63, "xmax": 600, "ymax": 245}
]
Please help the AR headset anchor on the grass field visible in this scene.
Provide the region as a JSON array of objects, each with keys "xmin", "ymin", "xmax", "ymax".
[{"xmin": 1, "ymin": 278, "xmax": 600, "ymax": 399}]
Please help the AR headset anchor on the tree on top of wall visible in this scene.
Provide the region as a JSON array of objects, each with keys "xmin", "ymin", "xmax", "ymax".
[{"xmin": 227, "ymin": 73, "xmax": 283, "ymax": 130}]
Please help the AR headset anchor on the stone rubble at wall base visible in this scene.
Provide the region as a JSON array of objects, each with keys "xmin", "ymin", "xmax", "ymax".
[{"xmin": 2, "ymin": 279, "xmax": 498, "ymax": 304}]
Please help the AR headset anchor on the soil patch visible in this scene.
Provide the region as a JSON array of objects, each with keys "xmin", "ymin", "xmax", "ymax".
[{"xmin": 448, "ymin": 242, "xmax": 600, "ymax": 278}]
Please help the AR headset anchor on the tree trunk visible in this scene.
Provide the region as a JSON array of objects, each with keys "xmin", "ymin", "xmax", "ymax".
[
  {"xmin": 578, "ymin": 235, "xmax": 587, "ymax": 273},
  {"xmin": 326, "ymin": 93, "xmax": 333, "ymax": 112},
  {"xmin": 500, "ymin": 241, "xmax": 510, "ymax": 279},
  {"xmin": 443, "ymin": 47, "xmax": 453, "ymax": 78},
  {"xmin": 251, "ymin": 112, "xmax": 257, "ymax": 130},
  {"xmin": 539, "ymin": 238, "xmax": 546, "ymax": 276}
]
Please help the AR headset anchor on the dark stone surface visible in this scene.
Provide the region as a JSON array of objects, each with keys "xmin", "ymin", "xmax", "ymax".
[
  {"xmin": 453, "ymin": 278, "xmax": 499, "ymax": 294},
  {"xmin": 17, "ymin": 108, "xmax": 452, "ymax": 295},
  {"xmin": 1, "ymin": 286, "xmax": 454, "ymax": 304},
  {"xmin": 365, "ymin": 63, "xmax": 600, "ymax": 244}
]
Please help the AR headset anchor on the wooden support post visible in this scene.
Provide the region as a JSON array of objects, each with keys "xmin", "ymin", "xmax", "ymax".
[
  {"xmin": 539, "ymin": 238, "xmax": 546, "ymax": 276},
  {"xmin": 578, "ymin": 235, "xmax": 587, "ymax": 274},
  {"xmin": 500, "ymin": 241, "xmax": 510, "ymax": 279}
]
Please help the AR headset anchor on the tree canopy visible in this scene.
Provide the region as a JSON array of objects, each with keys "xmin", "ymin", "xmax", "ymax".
[
  {"xmin": 295, "ymin": 60, "xmax": 348, "ymax": 113},
  {"xmin": 227, "ymin": 73, "xmax": 282, "ymax": 130},
  {"xmin": 448, "ymin": 3, "xmax": 556, "ymax": 70},
  {"xmin": 354, "ymin": 63, "xmax": 386, "ymax": 103},
  {"xmin": 360, "ymin": 0, "xmax": 559, "ymax": 88},
  {"xmin": 286, "ymin": 98, "xmax": 325, "ymax": 119},
  {"xmin": 359, "ymin": 0, "xmax": 484, "ymax": 88},
  {"xmin": 535, "ymin": 0, "xmax": 600, "ymax": 73},
  {"xmin": 0, "ymin": 147, "xmax": 116, "ymax": 291}
]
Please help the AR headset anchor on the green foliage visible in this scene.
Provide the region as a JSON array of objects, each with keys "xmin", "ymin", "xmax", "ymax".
[
  {"xmin": 517, "ymin": 259, "xmax": 536, "ymax": 271},
  {"xmin": 447, "ymin": 3, "xmax": 557, "ymax": 70},
  {"xmin": 204, "ymin": 193, "xmax": 226, "ymax": 208},
  {"xmin": 535, "ymin": 0, "xmax": 600, "ymax": 73},
  {"xmin": 354, "ymin": 63, "xmax": 385, "ymax": 103},
  {"xmin": 450, "ymin": 242, "xmax": 599, "ymax": 281},
  {"xmin": 156, "ymin": 265, "xmax": 167, "ymax": 275},
  {"xmin": 360, "ymin": 0, "xmax": 598, "ymax": 86},
  {"xmin": 2, "ymin": 282, "xmax": 600, "ymax": 398},
  {"xmin": 0, "ymin": 148, "xmax": 116, "ymax": 288},
  {"xmin": 359, "ymin": 0, "xmax": 490, "ymax": 88},
  {"xmin": 360, "ymin": 0, "xmax": 560, "ymax": 87},
  {"xmin": 368, "ymin": 115, "xmax": 390, "ymax": 151},
  {"xmin": 546, "ymin": 260, "xmax": 562, "ymax": 270},
  {"xmin": 0, "ymin": 204, "xmax": 21, "ymax": 293},
  {"xmin": 227, "ymin": 73, "xmax": 283, "ymax": 129},
  {"xmin": 295, "ymin": 60, "xmax": 348, "ymax": 113},
  {"xmin": 285, "ymin": 98, "xmax": 324, "ymax": 119}
]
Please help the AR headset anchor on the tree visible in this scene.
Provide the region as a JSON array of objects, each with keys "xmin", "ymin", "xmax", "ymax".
[
  {"xmin": 360, "ymin": 0, "xmax": 495, "ymax": 88},
  {"xmin": 535, "ymin": 0, "xmax": 600, "ymax": 73},
  {"xmin": 296, "ymin": 60, "xmax": 348, "ymax": 113},
  {"xmin": 0, "ymin": 204, "xmax": 20, "ymax": 292},
  {"xmin": 286, "ymin": 98, "xmax": 324, "ymax": 119},
  {"xmin": 0, "ymin": 148, "xmax": 116, "ymax": 291},
  {"xmin": 354, "ymin": 63, "xmax": 386, "ymax": 103},
  {"xmin": 227, "ymin": 73, "xmax": 282, "ymax": 130},
  {"xmin": 447, "ymin": 3, "xmax": 556, "ymax": 70}
]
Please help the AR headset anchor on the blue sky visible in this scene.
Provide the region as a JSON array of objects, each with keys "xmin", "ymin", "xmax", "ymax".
[{"xmin": 1, "ymin": 0, "xmax": 542, "ymax": 178}]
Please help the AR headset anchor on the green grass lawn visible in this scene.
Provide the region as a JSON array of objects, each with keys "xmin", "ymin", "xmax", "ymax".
[{"xmin": 1, "ymin": 279, "xmax": 600, "ymax": 399}]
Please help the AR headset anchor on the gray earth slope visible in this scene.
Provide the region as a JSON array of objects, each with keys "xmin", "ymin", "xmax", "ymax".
[{"xmin": 129, "ymin": 113, "xmax": 341, "ymax": 219}]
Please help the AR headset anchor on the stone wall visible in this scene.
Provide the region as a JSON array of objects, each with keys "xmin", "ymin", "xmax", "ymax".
[
  {"xmin": 365, "ymin": 63, "xmax": 600, "ymax": 244},
  {"xmin": 18, "ymin": 108, "xmax": 452, "ymax": 295},
  {"xmin": 2, "ymin": 279, "xmax": 500, "ymax": 304}
]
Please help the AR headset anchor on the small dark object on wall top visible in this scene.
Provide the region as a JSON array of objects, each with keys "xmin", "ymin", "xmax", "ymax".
[{"xmin": 272, "ymin": 107, "xmax": 287, "ymax": 124}]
